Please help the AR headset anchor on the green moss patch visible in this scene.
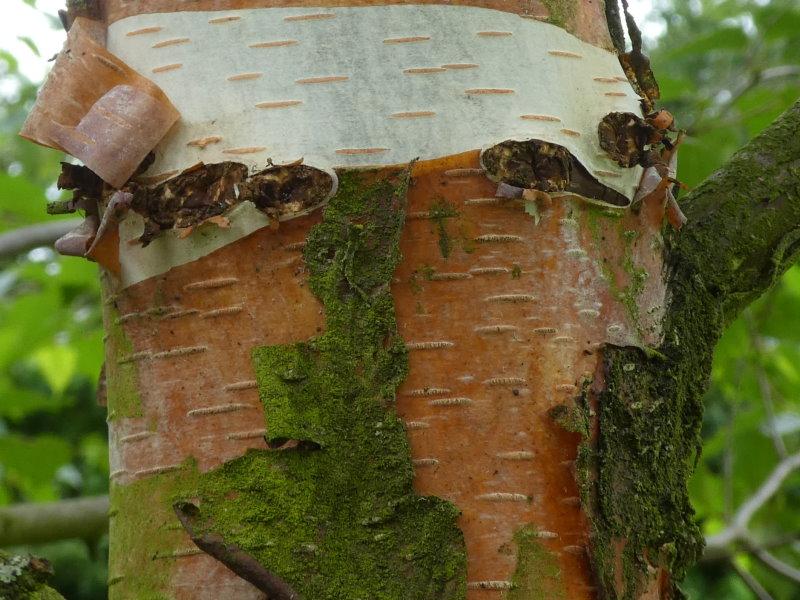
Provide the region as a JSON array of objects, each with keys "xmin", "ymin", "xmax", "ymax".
[
  {"xmin": 507, "ymin": 527, "xmax": 565, "ymax": 600},
  {"xmin": 101, "ymin": 285, "xmax": 143, "ymax": 421},
  {"xmin": 173, "ymin": 169, "xmax": 466, "ymax": 599}
]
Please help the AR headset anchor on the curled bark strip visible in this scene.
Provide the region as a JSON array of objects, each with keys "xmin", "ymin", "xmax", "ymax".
[
  {"xmin": 129, "ymin": 161, "xmax": 333, "ymax": 246},
  {"xmin": 618, "ymin": 0, "xmax": 660, "ymax": 112},
  {"xmin": 20, "ymin": 18, "xmax": 178, "ymax": 188},
  {"xmin": 173, "ymin": 502, "xmax": 300, "ymax": 600},
  {"xmin": 481, "ymin": 139, "xmax": 629, "ymax": 206},
  {"xmin": 54, "ymin": 214, "xmax": 99, "ymax": 257}
]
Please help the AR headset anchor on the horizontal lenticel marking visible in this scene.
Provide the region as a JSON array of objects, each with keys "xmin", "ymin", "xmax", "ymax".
[
  {"xmin": 227, "ymin": 429, "xmax": 267, "ymax": 440},
  {"xmin": 477, "ymin": 31, "xmax": 513, "ymax": 36},
  {"xmin": 548, "ymin": 50, "xmax": 582, "ymax": 58},
  {"xmin": 593, "ymin": 76, "xmax": 620, "ymax": 83},
  {"xmin": 467, "ymin": 581, "xmax": 514, "ymax": 590},
  {"xmin": 428, "ymin": 272, "xmax": 471, "ymax": 281},
  {"xmin": 429, "ymin": 397, "xmax": 472, "ymax": 406},
  {"xmin": 151, "ymin": 346, "xmax": 207, "ymax": 359},
  {"xmin": 126, "ymin": 26, "xmax": 163, "ymax": 36},
  {"xmin": 486, "ymin": 294, "xmax": 536, "ymax": 303},
  {"xmin": 208, "ymin": 15, "xmax": 241, "ymax": 24},
  {"xmin": 152, "ymin": 37, "xmax": 190, "ymax": 48},
  {"xmin": 403, "ymin": 67, "xmax": 447, "ymax": 74},
  {"xmin": 560, "ymin": 128, "xmax": 581, "ymax": 137},
  {"xmin": 442, "ymin": 63, "xmax": 479, "ymax": 70},
  {"xmin": 335, "ymin": 148, "xmax": 389, "ymax": 155},
  {"xmin": 406, "ymin": 341, "xmax": 455, "ymax": 350},
  {"xmin": 594, "ymin": 170, "xmax": 621, "ymax": 178},
  {"xmin": 255, "ymin": 100, "xmax": 303, "ymax": 109},
  {"xmin": 152, "ymin": 63, "xmax": 182, "ymax": 73},
  {"xmin": 383, "ymin": 36, "xmax": 431, "ymax": 44},
  {"xmin": 187, "ymin": 403, "xmax": 249, "ymax": 417},
  {"xmin": 390, "ymin": 111, "xmax": 436, "ymax": 118},
  {"xmin": 521, "ymin": 114, "xmax": 561, "ymax": 122},
  {"xmin": 465, "ymin": 88, "xmax": 515, "ymax": 95},
  {"xmin": 445, "ymin": 168, "xmax": 484, "ymax": 177},
  {"xmin": 284, "ymin": 13, "xmax": 335, "ymax": 21},
  {"xmin": 463, "ymin": 198, "xmax": 500, "ymax": 206},
  {"xmin": 604, "ymin": 91, "xmax": 628, "ymax": 97},
  {"xmin": 184, "ymin": 277, "xmax": 238, "ymax": 290},
  {"xmin": 475, "ymin": 492, "xmax": 530, "ymax": 502},
  {"xmin": 249, "ymin": 39, "xmax": 299, "ymax": 48},
  {"xmin": 296, "ymin": 75, "xmax": 349, "ymax": 84},
  {"xmin": 94, "ymin": 54, "xmax": 125, "ymax": 74},
  {"xmin": 228, "ymin": 72, "xmax": 263, "ymax": 81},
  {"xmin": 134, "ymin": 464, "xmax": 182, "ymax": 477},
  {"xmin": 475, "ymin": 234, "xmax": 523, "ymax": 243},
  {"xmin": 406, "ymin": 387, "xmax": 451, "ymax": 397},
  {"xmin": 470, "ymin": 267, "xmax": 511, "ymax": 275},
  {"xmin": 496, "ymin": 451, "xmax": 535, "ymax": 460}
]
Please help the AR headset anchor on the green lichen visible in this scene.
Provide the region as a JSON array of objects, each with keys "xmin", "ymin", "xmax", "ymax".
[
  {"xmin": 428, "ymin": 199, "xmax": 459, "ymax": 259},
  {"xmin": 558, "ymin": 205, "xmax": 704, "ymax": 598},
  {"xmin": 575, "ymin": 346, "xmax": 703, "ymax": 599},
  {"xmin": 584, "ymin": 208, "xmax": 649, "ymax": 338},
  {"xmin": 539, "ymin": 0, "xmax": 579, "ymax": 32},
  {"xmin": 101, "ymin": 285, "xmax": 143, "ymax": 420},
  {"xmin": 108, "ymin": 464, "xmax": 200, "ymax": 599},
  {"xmin": 507, "ymin": 527, "xmax": 565, "ymax": 600},
  {"xmin": 0, "ymin": 552, "xmax": 65, "ymax": 600},
  {"xmin": 571, "ymin": 104, "xmax": 800, "ymax": 596},
  {"xmin": 174, "ymin": 169, "xmax": 466, "ymax": 599}
]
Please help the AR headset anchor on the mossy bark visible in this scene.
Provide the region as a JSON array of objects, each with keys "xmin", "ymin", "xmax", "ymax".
[
  {"xmin": 575, "ymin": 100, "xmax": 800, "ymax": 598},
  {"xmin": 0, "ymin": 552, "xmax": 65, "ymax": 600}
]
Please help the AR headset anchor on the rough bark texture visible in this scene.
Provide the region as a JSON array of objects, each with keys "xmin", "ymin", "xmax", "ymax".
[
  {"xmin": 22, "ymin": 0, "xmax": 800, "ymax": 596},
  {"xmin": 577, "ymin": 99, "xmax": 800, "ymax": 599}
]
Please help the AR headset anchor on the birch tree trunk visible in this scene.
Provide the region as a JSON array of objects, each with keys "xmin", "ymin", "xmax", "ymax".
[{"xmin": 20, "ymin": 0, "xmax": 800, "ymax": 598}]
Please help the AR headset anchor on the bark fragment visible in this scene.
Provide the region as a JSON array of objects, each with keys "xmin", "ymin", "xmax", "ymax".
[
  {"xmin": 618, "ymin": 0, "xmax": 660, "ymax": 112},
  {"xmin": 482, "ymin": 140, "xmax": 630, "ymax": 206},
  {"xmin": 129, "ymin": 162, "xmax": 334, "ymax": 246},
  {"xmin": 19, "ymin": 18, "xmax": 178, "ymax": 188}
]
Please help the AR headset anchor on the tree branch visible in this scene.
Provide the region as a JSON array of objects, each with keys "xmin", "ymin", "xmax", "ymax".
[
  {"xmin": 750, "ymin": 547, "xmax": 800, "ymax": 585},
  {"xmin": 670, "ymin": 99, "xmax": 800, "ymax": 326},
  {"xmin": 0, "ymin": 219, "xmax": 83, "ymax": 260},
  {"xmin": 0, "ymin": 496, "xmax": 109, "ymax": 547},
  {"xmin": 704, "ymin": 451, "xmax": 800, "ymax": 556},
  {"xmin": 731, "ymin": 561, "xmax": 773, "ymax": 600}
]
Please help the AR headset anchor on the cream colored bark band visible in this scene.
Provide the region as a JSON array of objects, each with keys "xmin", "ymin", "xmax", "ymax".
[{"xmin": 108, "ymin": 5, "xmax": 643, "ymax": 198}]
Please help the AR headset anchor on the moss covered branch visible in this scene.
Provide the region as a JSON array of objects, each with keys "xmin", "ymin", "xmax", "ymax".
[
  {"xmin": 670, "ymin": 99, "xmax": 800, "ymax": 327},
  {"xmin": 576, "ymin": 101, "xmax": 800, "ymax": 599}
]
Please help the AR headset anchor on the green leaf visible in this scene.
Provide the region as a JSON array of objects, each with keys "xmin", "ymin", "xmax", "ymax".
[
  {"xmin": 0, "ymin": 434, "xmax": 71, "ymax": 501},
  {"xmin": 31, "ymin": 345, "xmax": 78, "ymax": 395},
  {"xmin": 16, "ymin": 36, "xmax": 39, "ymax": 57}
]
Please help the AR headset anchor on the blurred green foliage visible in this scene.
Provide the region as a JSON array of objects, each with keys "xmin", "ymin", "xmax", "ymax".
[
  {"xmin": 0, "ymin": 1, "xmax": 797, "ymax": 599},
  {"xmin": 0, "ymin": 3, "xmax": 108, "ymax": 597},
  {"xmin": 648, "ymin": 0, "xmax": 800, "ymax": 598}
]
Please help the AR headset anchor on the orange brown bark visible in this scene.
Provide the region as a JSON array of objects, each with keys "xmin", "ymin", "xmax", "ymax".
[
  {"xmin": 99, "ymin": 0, "xmax": 614, "ymax": 49},
  {"xmin": 105, "ymin": 150, "xmax": 667, "ymax": 597}
]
